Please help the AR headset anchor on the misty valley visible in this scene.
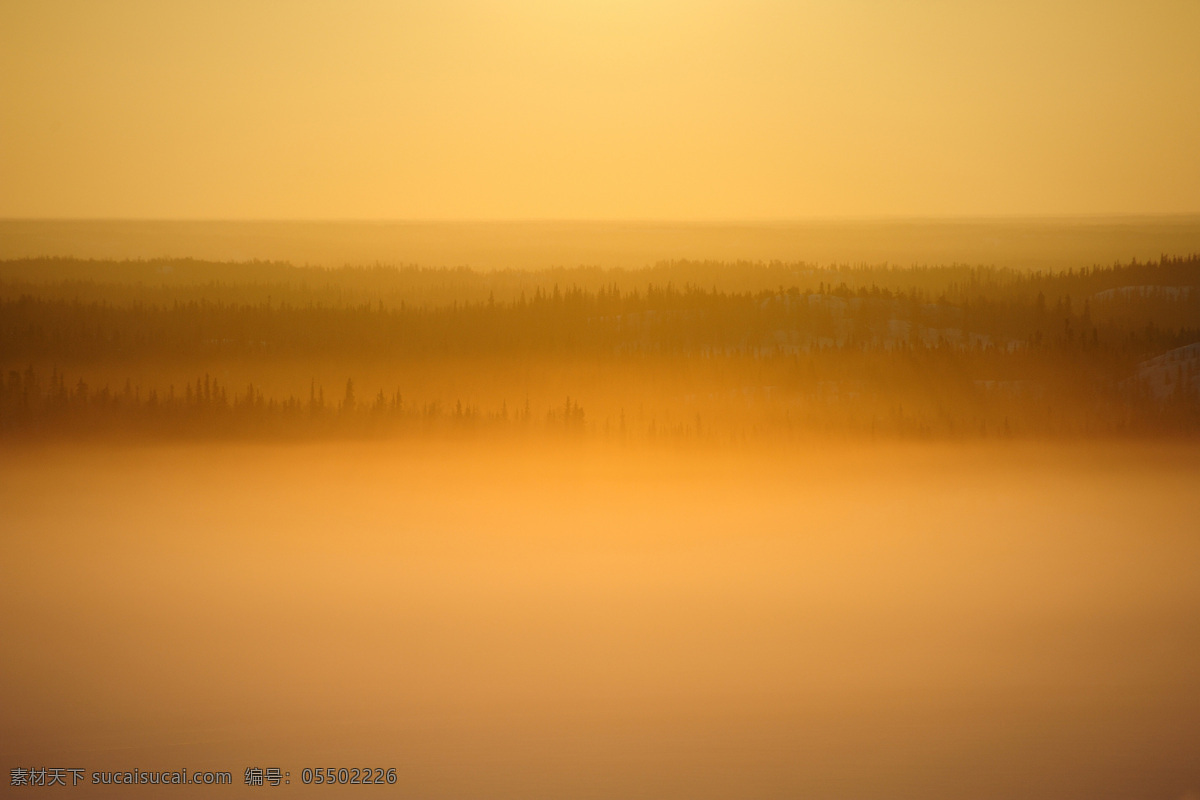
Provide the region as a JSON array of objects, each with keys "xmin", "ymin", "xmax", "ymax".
[{"xmin": 3, "ymin": 255, "xmax": 1198, "ymax": 442}]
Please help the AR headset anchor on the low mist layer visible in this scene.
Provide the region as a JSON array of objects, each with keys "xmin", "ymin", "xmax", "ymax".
[{"xmin": 3, "ymin": 256, "xmax": 1198, "ymax": 440}]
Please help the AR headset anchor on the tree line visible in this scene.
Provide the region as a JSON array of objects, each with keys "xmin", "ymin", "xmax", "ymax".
[{"xmin": 1, "ymin": 256, "xmax": 1197, "ymax": 441}]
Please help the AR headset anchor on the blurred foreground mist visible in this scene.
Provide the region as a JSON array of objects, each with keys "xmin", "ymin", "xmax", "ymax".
[{"xmin": 2, "ymin": 439, "xmax": 1198, "ymax": 799}]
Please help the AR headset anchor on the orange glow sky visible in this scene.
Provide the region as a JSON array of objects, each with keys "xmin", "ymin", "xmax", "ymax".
[{"xmin": 2, "ymin": 0, "xmax": 1198, "ymax": 220}]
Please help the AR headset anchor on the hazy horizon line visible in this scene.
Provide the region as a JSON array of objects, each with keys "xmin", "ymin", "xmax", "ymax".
[{"xmin": 5, "ymin": 214, "xmax": 1200, "ymax": 226}]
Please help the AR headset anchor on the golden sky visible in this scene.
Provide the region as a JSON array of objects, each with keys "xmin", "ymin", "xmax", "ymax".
[{"xmin": 2, "ymin": 0, "xmax": 1198, "ymax": 220}]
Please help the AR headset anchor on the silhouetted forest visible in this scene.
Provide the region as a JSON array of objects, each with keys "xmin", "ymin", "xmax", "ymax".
[{"xmin": 2, "ymin": 256, "xmax": 1198, "ymax": 441}]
